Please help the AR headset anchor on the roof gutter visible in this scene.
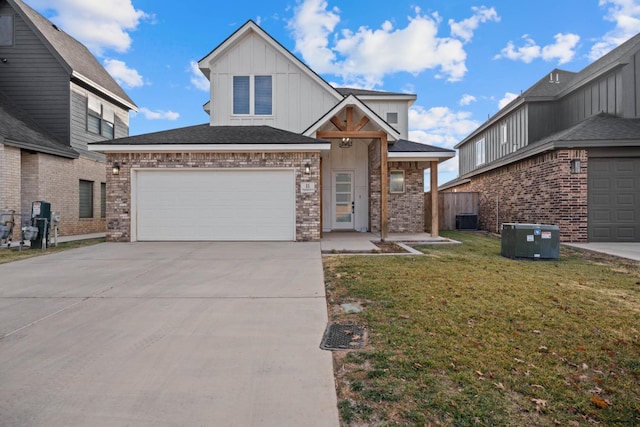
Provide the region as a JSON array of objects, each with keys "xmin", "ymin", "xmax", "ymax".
[
  {"xmin": 89, "ymin": 143, "xmax": 332, "ymax": 153},
  {"xmin": 72, "ymin": 72, "xmax": 138, "ymax": 111}
]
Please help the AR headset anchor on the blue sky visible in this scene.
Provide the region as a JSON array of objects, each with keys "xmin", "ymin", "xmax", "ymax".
[{"xmin": 28, "ymin": 0, "xmax": 640, "ymax": 184}]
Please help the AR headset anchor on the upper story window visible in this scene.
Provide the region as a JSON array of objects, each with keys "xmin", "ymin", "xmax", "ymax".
[
  {"xmin": 501, "ymin": 122, "xmax": 507, "ymax": 144},
  {"xmin": 386, "ymin": 112, "xmax": 398, "ymax": 124},
  {"xmin": 233, "ymin": 75, "xmax": 272, "ymax": 116},
  {"xmin": 475, "ymin": 138, "xmax": 485, "ymax": 166},
  {"xmin": 87, "ymin": 97, "xmax": 115, "ymax": 139},
  {"xmin": 0, "ymin": 15, "xmax": 14, "ymax": 46}
]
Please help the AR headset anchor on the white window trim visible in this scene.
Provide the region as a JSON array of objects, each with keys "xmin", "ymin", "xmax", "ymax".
[
  {"xmin": 231, "ymin": 74, "xmax": 274, "ymax": 117},
  {"xmin": 475, "ymin": 138, "xmax": 485, "ymax": 166},
  {"xmin": 87, "ymin": 97, "xmax": 115, "ymax": 139},
  {"xmin": 389, "ymin": 170, "xmax": 405, "ymax": 193}
]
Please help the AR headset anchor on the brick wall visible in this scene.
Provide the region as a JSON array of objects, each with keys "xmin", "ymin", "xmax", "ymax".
[
  {"xmin": 388, "ymin": 163, "xmax": 424, "ymax": 233},
  {"xmin": 368, "ymin": 141, "xmax": 426, "ymax": 233},
  {"xmin": 445, "ymin": 149, "xmax": 588, "ymax": 242},
  {"xmin": 18, "ymin": 152, "xmax": 106, "ymax": 236},
  {"xmin": 0, "ymin": 144, "xmax": 21, "ymax": 216},
  {"xmin": 105, "ymin": 152, "xmax": 321, "ymax": 242}
]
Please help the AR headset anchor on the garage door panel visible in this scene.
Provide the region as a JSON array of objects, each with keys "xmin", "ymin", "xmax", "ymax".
[
  {"xmin": 135, "ymin": 170, "xmax": 295, "ymax": 241},
  {"xmin": 589, "ymin": 158, "xmax": 640, "ymax": 242}
]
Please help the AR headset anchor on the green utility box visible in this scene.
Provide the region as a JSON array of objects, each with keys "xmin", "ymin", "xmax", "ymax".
[{"xmin": 501, "ymin": 223, "xmax": 560, "ymax": 260}]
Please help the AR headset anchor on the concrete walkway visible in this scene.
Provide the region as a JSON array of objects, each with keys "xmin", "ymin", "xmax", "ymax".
[
  {"xmin": 321, "ymin": 231, "xmax": 454, "ymax": 252},
  {"xmin": 564, "ymin": 242, "xmax": 640, "ymax": 262},
  {"xmin": 0, "ymin": 242, "xmax": 339, "ymax": 426}
]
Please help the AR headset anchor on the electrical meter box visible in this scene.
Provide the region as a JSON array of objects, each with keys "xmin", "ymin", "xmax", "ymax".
[
  {"xmin": 31, "ymin": 201, "xmax": 51, "ymax": 249},
  {"xmin": 501, "ymin": 223, "xmax": 560, "ymax": 260}
]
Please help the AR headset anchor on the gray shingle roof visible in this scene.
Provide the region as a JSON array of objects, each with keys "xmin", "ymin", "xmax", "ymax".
[
  {"xmin": 0, "ymin": 89, "xmax": 78, "ymax": 158},
  {"xmin": 94, "ymin": 125, "xmax": 330, "ymax": 145},
  {"xmin": 522, "ymin": 68, "xmax": 578, "ymax": 98},
  {"xmin": 10, "ymin": 0, "xmax": 136, "ymax": 109},
  {"xmin": 539, "ymin": 112, "xmax": 640, "ymax": 144},
  {"xmin": 389, "ymin": 139, "xmax": 455, "ymax": 153},
  {"xmin": 335, "ymin": 87, "xmax": 413, "ymax": 97}
]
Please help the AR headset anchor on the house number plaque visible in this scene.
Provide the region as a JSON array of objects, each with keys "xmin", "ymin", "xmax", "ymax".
[{"xmin": 300, "ymin": 182, "xmax": 316, "ymax": 193}]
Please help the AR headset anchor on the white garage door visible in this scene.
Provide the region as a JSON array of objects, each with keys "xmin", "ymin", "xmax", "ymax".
[{"xmin": 134, "ymin": 169, "xmax": 295, "ymax": 241}]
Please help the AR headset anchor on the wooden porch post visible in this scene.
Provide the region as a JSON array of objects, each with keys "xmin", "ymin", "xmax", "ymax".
[
  {"xmin": 380, "ymin": 135, "xmax": 388, "ymax": 239},
  {"xmin": 430, "ymin": 160, "xmax": 439, "ymax": 237}
]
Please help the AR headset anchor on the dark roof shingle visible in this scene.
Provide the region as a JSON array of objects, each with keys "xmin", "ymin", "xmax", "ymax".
[
  {"xmin": 389, "ymin": 139, "xmax": 455, "ymax": 153},
  {"xmin": 93, "ymin": 125, "xmax": 330, "ymax": 145},
  {"xmin": 0, "ymin": 90, "xmax": 78, "ymax": 158},
  {"xmin": 10, "ymin": 0, "xmax": 136, "ymax": 108}
]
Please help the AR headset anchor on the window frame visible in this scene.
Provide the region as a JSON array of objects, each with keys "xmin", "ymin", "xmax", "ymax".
[
  {"xmin": 232, "ymin": 75, "xmax": 273, "ymax": 117},
  {"xmin": 386, "ymin": 112, "xmax": 398, "ymax": 124},
  {"xmin": 389, "ymin": 170, "xmax": 405, "ymax": 194},
  {"xmin": 86, "ymin": 97, "xmax": 115, "ymax": 139},
  {"xmin": 0, "ymin": 14, "xmax": 14, "ymax": 47},
  {"xmin": 475, "ymin": 138, "xmax": 485, "ymax": 166},
  {"xmin": 79, "ymin": 180, "xmax": 94, "ymax": 219},
  {"xmin": 100, "ymin": 182, "xmax": 106, "ymax": 218}
]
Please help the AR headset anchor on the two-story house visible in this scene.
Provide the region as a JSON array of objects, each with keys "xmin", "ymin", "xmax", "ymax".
[
  {"xmin": 90, "ymin": 20, "xmax": 454, "ymax": 242},
  {"xmin": 442, "ymin": 33, "xmax": 640, "ymax": 243},
  {"xmin": 0, "ymin": 0, "xmax": 136, "ymax": 238}
]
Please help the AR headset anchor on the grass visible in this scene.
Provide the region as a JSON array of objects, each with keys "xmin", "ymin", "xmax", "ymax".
[
  {"xmin": 0, "ymin": 238, "xmax": 105, "ymax": 264},
  {"xmin": 324, "ymin": 231, "xmax": 640, "ymax": 426}
]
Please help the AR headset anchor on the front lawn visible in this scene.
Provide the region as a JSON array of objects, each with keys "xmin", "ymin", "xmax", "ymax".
[{"xmin": 324, "ymin": 231, "xmax": 640, "ymax": 426}]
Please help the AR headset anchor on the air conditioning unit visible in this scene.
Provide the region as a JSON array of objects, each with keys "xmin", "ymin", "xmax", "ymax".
[
  {"xmin": 456, "ymin": 213, "xmax": 478, "ymax": 230},
  {"xmin": 501, "ymin": 223, "xmax": 560, "ymax": 260}
]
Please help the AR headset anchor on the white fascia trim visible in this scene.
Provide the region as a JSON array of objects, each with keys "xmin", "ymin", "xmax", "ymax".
[
  {"xmin": 89, "ymin": 143, "xmax": 331, "ymax": 153},
  {"xmin": 72, "ymin": 71, "xmax": 138, "ymax": 111},
  {"xmin": 388, "ymin": 152, "xmax": 456, "ymax": 161}
]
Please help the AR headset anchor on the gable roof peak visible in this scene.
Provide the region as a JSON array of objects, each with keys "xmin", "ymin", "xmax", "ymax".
[
  {"xmin": 7, "ymin": 0, "xmax": 137, "ymax": 110},
  {"xmin": 198, "ymin": 19, "xmax": 342, "ymax": 101}
]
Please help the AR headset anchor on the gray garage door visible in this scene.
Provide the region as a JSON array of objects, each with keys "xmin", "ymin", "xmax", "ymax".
[{"xmin": 588, "ymin": 157, "xmax": 640, "ymax": 242}]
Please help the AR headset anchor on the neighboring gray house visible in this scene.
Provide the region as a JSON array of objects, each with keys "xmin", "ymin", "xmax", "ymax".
[
  {"xmin": 0, "ymin": 0, "xmax": 137, "ymax": 236},
  {"xmin": 91, "ymin": 20, "xmax": 454, "ymax": 242},
  {"xmin": 443, "ymin": 32, "xmax": 640, "ymax": 242}
]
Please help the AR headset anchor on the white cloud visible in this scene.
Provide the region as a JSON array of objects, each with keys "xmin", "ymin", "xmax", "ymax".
[
  {"xmin": 29, "ymin": 0, "xmax": 150, "ymax": 55},
  {"xmin": 449, "ymin": 6, "xmax": 500, "ymax": 43},
  {"xmin": 189, "ymin": 60, "xmax": 210, "ymax": 91},
  {"xmin": 459, "ymin": 94, "xmax": 477, "ymax": 106},
  {"xmin": 136, "ymin": 107, "xmax": 180, "ymax": 121},
  {"xmin": 498, "ymin": 92, "xmax": 519, "ymax": 109},
  {"xmin": 287, "ymin": 0, "xmax": 340, "ymax": 74},
  {"xmin": 495, "ymin": 33, "xmax": 580, "ymax": 64},
  {"xmin": 103, "ymin": 59, "xmax": 143, "ymax": 88},
  {"xmin": 409, "ymin": 106, "xmax": 479, "ymax": 147},
  {"xmin": 589, "ymin": 0, "xmax": 640, "ymax": 60},
  {"xmin": 288, "ymin": 2, "xmax": 498, "ymax": 87}
]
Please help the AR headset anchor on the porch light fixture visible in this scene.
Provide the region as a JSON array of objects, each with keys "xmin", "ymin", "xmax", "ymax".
[
  {"xmin": 304, "ymin": 163, "xmax": 311, "ymax": 174},
  {"xmin": 339, "ymin": 137, "xmax": 352, "ymax": 148},
  {"xmin": 570, "ymin": 159, "xmax": 581, "ymax": 174},
  {"xmin": 112, "ymin": 163, "xmax": 120, "ymax": 175}
]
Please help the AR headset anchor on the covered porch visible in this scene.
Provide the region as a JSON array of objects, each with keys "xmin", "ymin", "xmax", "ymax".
[{"xmin": 305, "ymin": 95, "xmax": 455, "ymax": 239}]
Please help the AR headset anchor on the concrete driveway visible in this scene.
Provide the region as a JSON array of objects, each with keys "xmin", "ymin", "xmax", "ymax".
[{"xmin": 0, "ymin": 242, "xmax": 339, "ymax": 426}]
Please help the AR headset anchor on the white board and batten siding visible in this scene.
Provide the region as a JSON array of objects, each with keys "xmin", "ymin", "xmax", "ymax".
[
  {"xmin": 132, "ymin": 169, "xmax": 296, "ymax": 241},
  {"xmin": 208, "ymin": 32, "xmax": 340, "ymax": 133}
]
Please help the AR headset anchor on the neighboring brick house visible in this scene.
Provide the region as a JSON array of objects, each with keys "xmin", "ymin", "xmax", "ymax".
[
  {"xmin": 90, "ymin": 20, "xmax": 454, "ymax": 242},
  {"xmin": 0, "ymin": 0, "xmax": 136, "ymax": 238},
  {"xmin": 442, "ymin": 33, "xmax": 640, "ymax": 243}
]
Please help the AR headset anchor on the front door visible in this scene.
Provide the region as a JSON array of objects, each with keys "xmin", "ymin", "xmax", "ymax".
[{"xmin": 333, "ymin": 171, "xmax": 354, "ymax": 229}]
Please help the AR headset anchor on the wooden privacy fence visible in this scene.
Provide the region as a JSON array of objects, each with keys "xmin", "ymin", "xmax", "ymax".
[{"xmin": 425, "ymin": 192, "xmax": 479, "ymax": 231}]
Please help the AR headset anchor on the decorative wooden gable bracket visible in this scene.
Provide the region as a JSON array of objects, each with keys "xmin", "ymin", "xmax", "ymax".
[{"xmin": 329, "ymin": 107, "xmax": 370, "ymax": 133}]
